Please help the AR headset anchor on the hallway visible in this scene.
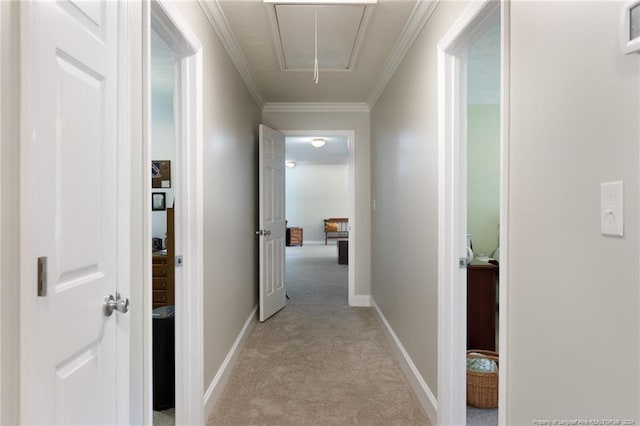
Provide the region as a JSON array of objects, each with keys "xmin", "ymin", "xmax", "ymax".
[{"xmin": 206, "ymin": 245, "xmax": 430, "ymax": 425}]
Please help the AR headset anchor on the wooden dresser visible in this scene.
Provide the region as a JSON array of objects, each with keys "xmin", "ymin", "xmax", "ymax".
[
  {"xmin": 152, "ymin": 207, "xmax": 174, "ymax": 309},
  {"xmin": 286, "ymin": 227, "xmax": 303, "ymax": 246},
  {"xmin": 467, "ymin": 261, "xmax": 498, "ymax": 351}
]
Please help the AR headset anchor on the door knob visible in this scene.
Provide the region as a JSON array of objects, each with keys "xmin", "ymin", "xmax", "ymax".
[{"xmin": 104, "ymin": 294, "xmax": 130, "ymax": 316}]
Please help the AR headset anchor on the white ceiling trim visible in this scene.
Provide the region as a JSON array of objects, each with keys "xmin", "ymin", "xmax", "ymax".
[
  {"xmin": 265, "ymin": 3, "xmax": 376, "ymax": 72},
  {"xmin": 263, "ymin": 102, "xmax": 370, "ymax": 113},
  {"xmin": 367, "ymin": 0, "xmax": 439, "ymax": 108},
  {"xmin": 348, "ymin": 4, "xmax": 375, "ymax": 72},
  {"xmin": 199, "ymin": 0, "xmax": 265, "ymax": 108},
  {"xmin": 265, "ymin": 3, "xmax": 287, "ymax": 71}
]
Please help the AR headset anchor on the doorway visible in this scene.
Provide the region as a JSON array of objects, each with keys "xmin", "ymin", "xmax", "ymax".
[
  {"xmin": 281, "ymin": 130, "xmax": 356, "ymax": 306},
  {"xmin": 437, "ymin": 1, "xmax": 508, "ymax": 425},
  {"xmin": 465, "ymin": 16, "xmax": 501, "ymax": 425},
  {"xmin": 144, "ymin": 1, "xmax": 204, "ymax": 425},
  {"xmin": 284, "ymin": 134, "xmax": 350, "ymax": 306},
  {"xmin": 150, "ymin": 24, "xmax": 177, "ymax": 425}
]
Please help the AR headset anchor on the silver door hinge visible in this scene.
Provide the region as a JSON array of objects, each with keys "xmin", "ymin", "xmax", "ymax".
[
  {"xmin": 175, "ymin": 255, "xmax": 183, "ymax": 267},
  {"xmin": 459, "ymin": 257, "xmax": 468, "ymax": 269}
]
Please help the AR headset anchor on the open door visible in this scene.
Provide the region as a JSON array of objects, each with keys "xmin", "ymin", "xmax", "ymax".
[
  {"xmin": 20, "ymin": 1, "xmax": 130, "ymax": 423},
  {"xmin": 258, "ymin": 124, "xmax": 286, "ymax": 322}
]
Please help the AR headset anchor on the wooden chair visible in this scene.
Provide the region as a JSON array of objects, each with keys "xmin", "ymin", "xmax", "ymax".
[{"xmin": 324, "ymin": 218, "xmax": 349, "ymax": 245}]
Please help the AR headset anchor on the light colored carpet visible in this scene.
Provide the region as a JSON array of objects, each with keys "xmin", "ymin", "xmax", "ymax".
[
  {"xmin": 207, "ymin": 245, "xmax": 431, "ymax": 426},
  {"xmin": 153, "ymin": 407, "xmax": 175, "ymax": 426},
  {"xmin": 467, "ymin": 405, "xmax": 498, "ymax": 425}
]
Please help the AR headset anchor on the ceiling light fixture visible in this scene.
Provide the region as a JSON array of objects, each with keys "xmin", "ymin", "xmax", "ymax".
[
  {"xmin": 286, "ymin": 161, "xmax": 296, "ymax": 168},
  {"xmin": 311, "ymin": 138, "xmax": 326, "ymax": 148}
]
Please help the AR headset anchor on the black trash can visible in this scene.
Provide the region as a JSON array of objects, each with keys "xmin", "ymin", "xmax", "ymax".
[{"xmin": 152, "ymin": 305, "xmax": 175, "ymax": 411}]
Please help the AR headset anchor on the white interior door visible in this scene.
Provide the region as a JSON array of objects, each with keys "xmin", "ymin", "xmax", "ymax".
[
  {"xmin": 22, "ymin": 2, "xmax": 128, "ymax": 423},
  {"xmin": 258, "ymin": 124, "xmax": 287, "ymax": 322}
]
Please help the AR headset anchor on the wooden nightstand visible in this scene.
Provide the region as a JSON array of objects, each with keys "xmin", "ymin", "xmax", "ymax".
[
  {"xmin": 338, "ymin": 240, "xmax": 348, "ymax": 265},
  {"xmin": 286, "ymin": 227, "xmax": 303, "ymax": 246},
  {"xmin": 467, "ymin": 261, "xmax": 498, "ymax": 351}
]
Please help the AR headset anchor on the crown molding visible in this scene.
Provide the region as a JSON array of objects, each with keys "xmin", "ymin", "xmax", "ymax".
[
  {"xmin": 199, "ymin": 0, "xmax": 265, "ymax": 108},
  {"xmin": 367, "ymin": 0, "xmax": 440, "ymax": 108},
  {"xmin": 263, "ymin": 102, "xmax": 370, "ymax": 113}
]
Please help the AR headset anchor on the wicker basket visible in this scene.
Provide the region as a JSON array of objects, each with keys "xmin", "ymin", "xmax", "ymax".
[{"xmin": 466, "ymin": 350, "xmax": 499, "ymax": 409}]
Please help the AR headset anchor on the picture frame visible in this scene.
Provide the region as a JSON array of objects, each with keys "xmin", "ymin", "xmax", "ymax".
[
  {"xmin": 152, "ymin": 192, "xmax": 166, "ymax": 211},
  {"xmin": 152, "ymin": 160, "xmax": 171, "ymax": 188}
]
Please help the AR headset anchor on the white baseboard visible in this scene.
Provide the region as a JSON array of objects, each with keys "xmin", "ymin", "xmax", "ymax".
[
  {"xmin": 203, "ymin": 305, "xmax": 258, "ymax": 420},
  {"xmin": 371, "ymin": 298, "xmax": 438, "ymax": 424},
  {"xmin": 349, "ymin": 294, "xmax": 372, "ymax": 307}
]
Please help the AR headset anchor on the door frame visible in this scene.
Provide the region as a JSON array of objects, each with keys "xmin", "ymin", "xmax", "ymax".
[
  {"xmin": 0, "ymin": 2, "xmax": 3, "ymax": 420},
  {"xmin": 0, "ymin": 4, "xmax": 3, "ymax": 422},
  {"xmin": 143, "ymin": 1, "xmax": 204, "ymax": 424},
  {"xmin": 279, "ymin": 130, "xmax": 357, "ymax": 305},
  {"xmin": 436, "ymin": 1, "xmax": 509, "ymax": 424}
]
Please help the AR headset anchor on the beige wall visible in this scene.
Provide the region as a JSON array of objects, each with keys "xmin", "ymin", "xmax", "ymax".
[
  {"xmin": 286, "ymin": 164, "xmax": 349, "ymax": 243},
  {"xmin": 370, "ymin": 1, "xmax": 469, "ymax": 400},
  {"xmin": 467, "ymin": 104, "xmax": 500, "ymax": 257},
  {"xmin": 372, "ymin": 0, "xmax": 640, "ymax": 421},
  {"xmin": 1, "ymin": 1, "xmax": 20, "ymax": 424},
  {"xmin": 262, "ymin": 110, "xmax": 372, "ymax": 297},
  {"xmin": 174, "ymin": 2, "xmax": 262, "ymax": 392},
  {"xmin": 507, "ymin": 1, "xmax": 639, "ymax": 422}
]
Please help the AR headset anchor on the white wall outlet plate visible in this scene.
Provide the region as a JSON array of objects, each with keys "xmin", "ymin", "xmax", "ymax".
[{"xmin": 601, "ymin": 181, "xmax": 624, "ymax": 237}]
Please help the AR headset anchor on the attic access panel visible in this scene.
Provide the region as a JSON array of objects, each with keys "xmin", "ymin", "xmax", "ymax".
[{"xmin": 272, "ymin": 4, "xmax": 371, "ymax": 71}]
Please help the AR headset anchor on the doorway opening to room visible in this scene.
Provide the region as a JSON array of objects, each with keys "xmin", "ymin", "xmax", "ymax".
[
  {"xmin": 282, "ymin": 131, "xmax": 355, "ymax": 307},
  {"xmin": 146, "ymin": 2, "xmax": 204, "ymax": 425},
  {"xmin": 465, "ymin": 15, "xmax": 501, "ymax": 426},
  {"xmin": 437, "ymin": 1, "xmax": 507, "ymax": 425},
  {"xmin": 149, "ymin": 23, "xmax": 177, "ymax": 425}
]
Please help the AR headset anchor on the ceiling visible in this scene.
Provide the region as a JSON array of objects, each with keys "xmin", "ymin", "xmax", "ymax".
[
  {"xmin": 151, "ymin": 28, "xmax": 175, "ymax": 103},
  {"xmin": 154, "ymin": 2, "xmax": 500, "ymax": 164},
  {"xmin": 286, "ymin": 135, "xmax": 349, "ymax": 166},
  {"xmin": 204, "ymin": 0, "xmax": 435, "ymax": 106},
  {"xmin": 156, "ymin": 1, "xmax": 500, "ymax": 110},
  {"xmin": 467, "ymin": 21, "xmax": 500, "ymax": 104},
  {"xmin": 273, "ymin": 4, "xmax": 369, "ymax": 71}
]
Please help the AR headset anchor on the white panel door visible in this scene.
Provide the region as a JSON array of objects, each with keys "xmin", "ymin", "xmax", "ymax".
[
  {"xmin": 258, "ymin": 125, "xmax": 286, "ymax": 322},
  {"xmin": 22, "ymin": 1, "xmax": 127, "ymax": 424}
]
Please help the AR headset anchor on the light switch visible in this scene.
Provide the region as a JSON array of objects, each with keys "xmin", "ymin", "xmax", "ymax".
[{"xmin": 601, "ymin": 181, "xmax": 624, "ymax": 237}]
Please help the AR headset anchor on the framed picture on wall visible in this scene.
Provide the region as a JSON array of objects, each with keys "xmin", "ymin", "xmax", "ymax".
[
  {"xmin": 152, "ymin": 192, "xmax": 166, "ymax": 211},
  {"xmin": 152, "ymin": 160, "xmax": 171, "ymax": 188}
]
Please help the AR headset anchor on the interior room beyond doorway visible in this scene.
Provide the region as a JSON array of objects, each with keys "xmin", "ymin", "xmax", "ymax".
[
  {"xmin": 284, "ymin": 134, "xmax": 350, "ymax": 305},
  {"xmin": 150, "ymin": 26, "xmax": 177, "ymax": 426},
  {"xmin": 465, "ymin": 13, "xmax": 500, "ymax": 426}
]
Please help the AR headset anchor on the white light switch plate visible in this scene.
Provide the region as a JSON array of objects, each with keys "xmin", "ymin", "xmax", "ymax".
[{"xmin": 601, "ymin": 181, "xmax": 624, "ymax": 237}]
